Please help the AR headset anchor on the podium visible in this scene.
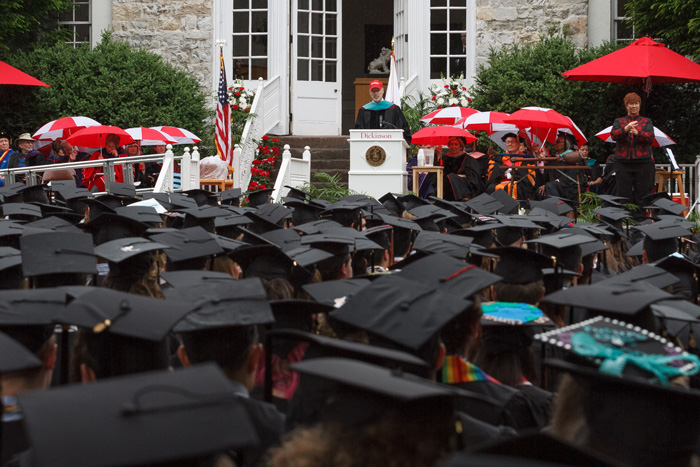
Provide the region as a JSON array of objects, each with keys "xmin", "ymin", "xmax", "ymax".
[{"xmin": 348, "ymin": 129, "xmax": 408, "ymax": 199}]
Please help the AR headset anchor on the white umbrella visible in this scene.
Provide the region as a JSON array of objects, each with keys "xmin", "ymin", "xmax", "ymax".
[{"xmin": 595, "ymin": 125, "xmax": 675, "ymax": 147}]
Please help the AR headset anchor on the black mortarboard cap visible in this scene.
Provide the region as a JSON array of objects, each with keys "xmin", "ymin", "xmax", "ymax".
[
  {"xmin": 141, "ymin": 193, "xmax": 175, "ymax": 211},
  {"xmin": 114, "ymin": 205, "xmax": 162, "ymax": 225},
  {"xmin": 84, "ymin": 197, "xmax": 119, "ymax": 218},
  {"xmin": 596, "ymin": 194, "xmax": 627, "ymax": 206},
  {"xmin": 246, "ymin": 187, "xmax": 273, "ymax": 207},
  {"xmin": 541, "ymin": 282, "xmax": 672, "ymax": 319},
  {"xmin": 398, "ymin": 193, "xmax": 429, "ymax": 211},
  {"xmin": 490, "ymin": 189, "xmax": 520, "ymax": 214},
  {"xmin": 594, "ymin": 206, "xmax": 631, "ymax": 222},
  {"xmin": 300, "ymin": 232, "xmax": 355, "ymax": 256},
  {"xmin": 633, "ymin": 220, "xmax": 691, "ymax": 241},
  {"xmin": 20, "ymin": 230, "xmax": 96, "ymax": 277},
  {"xmin": 0, "ymin": 288, "xmax": 65, "ymax": 353},
  {"xmin": 167, "ymin": 192, "xmax": 199, "ymax": 210},
  {"xmin": 209, "ymin": 232, "xmax": 247, "ymax": 253},
  {"xmin": 1, "ymin": 203, "xmax": 42, "ymax": 220},
  {"xmin": 24, "ymin": 216, "xmax": 81, "ymax": 233},
  {"xmin": 94, "ymin": 237, "xmax": 170, "ymax": 264},
  {"xmin": 214, "ymin": 213, "xmax": 253, "ymax": 230},
  {"xmin": 0, "ymin": 330, "xmax": 42, "ymax": 373},
  {"xmin": 219, "ymin": 188, "xmax": 243, "ymax": 206},
  {"xmin": 485, "ymin": 247, "xmax": 552, "ymax": 284},
  {"xmin": 379, "ymin": 192, "xmax": 406, "ymax": 217},
  {"xmin": 320, "ymin": 227, "xmax": 383, "ymax": 252},
  {"xmin": 291, "ymin": 357, "xmax": 457, "ymax": 425},
  {"xmin": 18, "ymin": 364, "xmax": 260, "ymax": 467},
  {"xmin": 396, "ymin": 253, "xmax": 501, "ymax": 300},
  {"xmin": 601, "ymin": 264, "xmax": 679, "ymax": 289},
  {"xmin": 465, "ymin": 193, "xmax": 503, "ymax": 215},
  {"xmin": 270, "ymin": 328, "xmax": 427, "ymax": 368},
  {"xmin": 184, "ymin": 188, "xmax": 218, "ymax": 207},
  {"xmin": 527, "ymin": 232, "xmax": 597, "ymax": 251},
  {"xmin": 285, "ymin": 245, "xmax": 334, "ymax": 268},
  {"xmin": 229, "ymin": 244, "xmax": 293, "ymax": 280},
  {"xmin": 84, "ymin": 212, "xmax": 150, "ymax": 245},
  {"xmin": 292, "ymin": 219, "xmax": 343, "ymax": 235},
  {"xmin": 169, "ymin": 278, "xmax": 273, "ymax": 332},
  {"xmin": 302, "ymin": 278, "xmax": 371, "ymax": 307},
  {"xmin": 0, "ymin": 182, "xmax": 26, "ymax": 204},
  {"xmin": 160, "ymin": 270, "xmax": 236, "ymax": 288},
  {"xmin": 57, "ymin": 288, "xmax": 193, "ymax": 341},
  {"xmin": 412, "ymin": 231, "xmax": 477, "ymax": 259},
  {"xmin": 283, "ymin": 198, "xmax": 323, "ymax": 225},
  {"xmin": 529, "ymin": 198, "xmax": 574, "ymax": 216},
  {"xmin": 18, "ymin": 184, "xmax": 50, "ymax": 204},
  {"xmin": 283, "ymin": 185, "xmax": 309, "ymax": 201},
  {"xmin": 268, "ymin": 299, "xmax": 331, "ymax": 333},
  {"xmin": 108, "ymin": 182, "xmax": 137, "ymax": 199},
  {"xmin": 261, "ymin": 228, "xmax": 302, "ymax": 252},
  {"xmin": 179, "ymin": 205, "xmax": 230, "ymax": 232},
  {"xmin": 245, "ymin": 203, "xmax": 292, "ymax": 231},
  {"xmin": 149, "ymin": 226, "xmax": 224, "ymax": 263},
  {"xmin": 0, "ymin": 244, "xmax": 20, "ymax": 270},
  {"xmin": 330, "ymin": 274, "xmax": 472, "ymax": 352}
]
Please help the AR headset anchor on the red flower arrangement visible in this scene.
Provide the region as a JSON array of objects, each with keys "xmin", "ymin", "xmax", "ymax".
[{"xmin": 246, "ymin": 135, "xmax": 282, "ymax": 197}]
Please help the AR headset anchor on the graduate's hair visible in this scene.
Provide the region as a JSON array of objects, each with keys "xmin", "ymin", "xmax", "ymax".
[
  {"xmin": 180, "ymin": 326, "xmax": 258, "ymax": 379},
  {"xmin": 624, "ymin": 92, "xmax": 641, "ymax": 105},
  {"xmin": 316, "ymin": 253, "xmax": 352, "ymax": 282},
  {"xmin": 266, "ymin": 404, "xmax": 455, "ymax": 467},
  {"xmin": 440, "ymin": 297, "xmax": 482, "ymax": 356},
  {"xmin": 492, "ymin": 280, "xmax": 544, "ymax": 305},
  {"xmin": 102, "ymin": 253, "xmax": 163, "ymax": 298},
  {"xmin": 643, "ymin": 236, "xmax": 678, "ymax": 262}
]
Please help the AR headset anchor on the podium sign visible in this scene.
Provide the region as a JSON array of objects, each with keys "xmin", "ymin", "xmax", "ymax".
[{"xmin": 348, "ymin": 129, "xmax": 408, "ymax": 198}]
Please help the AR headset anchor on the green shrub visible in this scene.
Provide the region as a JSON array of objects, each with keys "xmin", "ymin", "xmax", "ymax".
[
  {"xmin": 0, "ymin": 32, "xmax": 209, "ymax": 153},
  {"xmin": 471, "ymin": 34, "xmax": 700, "ymax": 164}
]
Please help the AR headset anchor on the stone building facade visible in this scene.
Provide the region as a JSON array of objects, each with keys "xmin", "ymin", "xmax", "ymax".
[{"xmin": 88, "ymin": 0, "xmax": 614, "ymax": 135}]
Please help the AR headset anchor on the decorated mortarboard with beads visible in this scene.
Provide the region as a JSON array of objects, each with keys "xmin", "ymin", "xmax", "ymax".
[
  {"xmin": 535, "ymin": 315, "xmax": 700, "ymax": 387},
  {"xmin": 481, "ymin": 302, "xmax": 551, "ymax": 327}
]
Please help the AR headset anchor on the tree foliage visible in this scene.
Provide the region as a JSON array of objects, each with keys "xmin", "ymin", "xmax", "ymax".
[
  {"xmin": 0, "ymin": 33, "xmax": 210, "ymax": 153},
  {"xmin": 0, "ymin": 0, "xmax": 72, "ymax": 56},
  {"xmin": 471, "ymin": 34, "xmax": 700, "ymax": 164},
  {"xmin": 627, "ymin": 0, "xmax": 700, "ymax": 62}
]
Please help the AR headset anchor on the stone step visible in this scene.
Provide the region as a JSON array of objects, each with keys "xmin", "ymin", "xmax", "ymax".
[{"xmin": 278, "ymin": 135, "xmax": 351, "ymax": 187}]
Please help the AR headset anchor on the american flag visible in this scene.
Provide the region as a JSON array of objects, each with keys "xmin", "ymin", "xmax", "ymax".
[{"xmin": 215, "ymin": 50, "xmax": 232, "ymax": 165}]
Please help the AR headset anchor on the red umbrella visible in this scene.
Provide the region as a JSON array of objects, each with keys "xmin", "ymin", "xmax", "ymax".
[
  {"xmin": 562, "ymin": 37, "xmax": 700, "ymax": 93},
  {"xmin": 454, "ymin": 111, "xmax": 510, "ymax": 133},
  {"xmin": 421, "ymin": 107, "xmax": 479, "ymax": 125},
  {"xmin": 595, "ymin": 125, "xmax": 675, "ymax": 147},
  {"xmin": 66, "ymin": 126, "xmax": 135, "ymax": 148},
  {"xmin": 150, "ymin": 126, "xmax": 201, "ymax": 145},
  {"xmin": 412, "ymin": 126, "xmax": 477, "ymax": 146},
  {"xmin": 0, "ymin": 60, "xmax": 49, "ymax": 87},
  {"xmin": 502, "ymin": 107, "xmax": 580, "ymax": 145},
  {"xmin": 33, "ymin": 116, "xmax": 101, "ymax": 141},
  {"xmin": 125, "ymin": 127, "xmax": 177, "ymax": 146}
]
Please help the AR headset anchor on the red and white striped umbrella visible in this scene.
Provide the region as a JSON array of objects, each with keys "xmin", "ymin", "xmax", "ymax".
[
  {"xmin": 150, "ymin": 126, "xmax": 201, "ymax": 145},
  {"xmin": 420, "ymin": 106, "xmax": 479, "ymax": 125},
  {"xmin": 595, "ymin": 125, "xmax": 675, "ymax": 147},
  {"xmin": 125, "ymin": 127, "xmax": 177, "ymax": 146},
  {"xmin": 454, "ymin": 111, "xmax": 510, "ymax": 133},
  {"xmin": 502, "ymin": 107, "xmax": 584, "ymax": 145},
  {"xmin": 33, "ymin": 116, "xmax": 101, "ymax": 141}
]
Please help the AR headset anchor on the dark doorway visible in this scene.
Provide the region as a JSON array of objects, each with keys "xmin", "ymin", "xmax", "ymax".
[{"xmin": 341, "ymin": 0, "xmax": 393, "ymax": 134}]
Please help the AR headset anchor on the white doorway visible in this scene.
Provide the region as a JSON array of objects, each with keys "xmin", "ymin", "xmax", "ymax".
[{"xmin": 291, "ymin": 0, "xmax": 342, "ymax": 135}]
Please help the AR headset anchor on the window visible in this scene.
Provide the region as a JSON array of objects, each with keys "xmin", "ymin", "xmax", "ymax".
[
  {"xmin": 296, "ymin": 0, "xmax": 338, "ymax": 82},
  {"xmin": 57, "ymin": 0, "xmax": 91, "ymax": 48},
  {"xmin": 613, "ymin": 0, "xmax": 635, "ymax": 42},
  {"xmin": 232, "ymin": 0, "xmax": 269, "ymax": 80},
  {"xmin": 429, "ymin": 0, "xmax": 467, "ymax": 79}
]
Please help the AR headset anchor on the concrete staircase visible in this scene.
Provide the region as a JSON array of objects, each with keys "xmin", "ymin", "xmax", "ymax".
[{"xmin": 278, "ymin": 135, "xmax": 350, "ymax": 186}]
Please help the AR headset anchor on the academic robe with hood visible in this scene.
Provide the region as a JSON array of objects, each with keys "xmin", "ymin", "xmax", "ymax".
[{"xmin": 355, "ymin": 100, "xmax": 412, "ymax": 144}]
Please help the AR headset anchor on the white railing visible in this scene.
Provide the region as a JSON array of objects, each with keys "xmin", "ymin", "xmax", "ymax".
[
  {"xmin": 402, "ymin": 74, "xmax": 420, "ymax": 102},
  {"xmin": 272, "ymin": 145, "xmax": 311, "ymax": 202},
  {"xmin": 179, "ymin": 146, "xmax": 201, "ymax": 191},
  {"xmin": 262, "ymin": 75, "xmax": 282, "ymax": 135},
  {"xmin": 233, "ymin": 77, "xmax": 270, "ymax": 191},
  {"xmin": 3, "ymin": 150, "xmax": 181, "ymax": 193}
]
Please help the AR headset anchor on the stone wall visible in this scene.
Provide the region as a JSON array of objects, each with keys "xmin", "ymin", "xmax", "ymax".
[
  {"xmin": 475, "ymin": 0, "xmax": 589, "ymax": 68},
  {"xmin": 112, "ymin": 0, "xmax": 214, "ymax": 96}
]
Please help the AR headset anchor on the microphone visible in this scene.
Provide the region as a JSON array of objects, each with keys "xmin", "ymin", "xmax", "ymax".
[{"xmin": 381, "ymin": 120, "xmax": 398, "ymax": 129}]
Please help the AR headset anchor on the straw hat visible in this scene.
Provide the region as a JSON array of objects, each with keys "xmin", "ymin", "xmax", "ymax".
[{"xmin": 16, "ymin": 133, "xmax": 35, "ymax": 143}]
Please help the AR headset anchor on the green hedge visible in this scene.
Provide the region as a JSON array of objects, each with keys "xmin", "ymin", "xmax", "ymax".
[
  {"xmin": 0, "ymin": 32, "xmax": 210, "ymax": 153},
  {"xmin": 470, "ymin": 34, "xmax": 700, "ymax": 164}
]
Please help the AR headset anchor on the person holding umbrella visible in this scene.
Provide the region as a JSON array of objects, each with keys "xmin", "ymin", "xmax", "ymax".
[
  {"xmin": 82, "ymin": 133, "xmax": 124, "ymax": 191},
  {"xmin": 610, "ymin": 92, "xmax": 655, "ymax": 216}
]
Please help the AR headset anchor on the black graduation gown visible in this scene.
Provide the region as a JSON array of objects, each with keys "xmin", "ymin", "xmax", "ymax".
[
  {"xmin": 446, "ymin": 153, "xmax": 487, "ymax": 200},
  {"xmin": 236, "ymin": 397, "xmax": 286, "ymax": 467},
  {"xmin": 355, "ymin": 103, "xmax": 412, "ymax": 144}
]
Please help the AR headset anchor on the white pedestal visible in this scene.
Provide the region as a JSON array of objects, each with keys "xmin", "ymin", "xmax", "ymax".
[{"xmin": 348, "ymin": 129, "xmax": 409, "ymax": 199}]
